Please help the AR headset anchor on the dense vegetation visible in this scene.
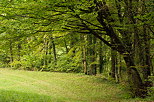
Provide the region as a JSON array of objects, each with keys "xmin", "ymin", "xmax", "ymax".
[{"xmin": 0, "ymin": 0, "xmax": 154, "ymax": 99}]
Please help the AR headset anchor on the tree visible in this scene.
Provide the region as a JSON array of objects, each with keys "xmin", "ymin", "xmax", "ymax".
[
  {"xmin": 0, "ymin": 0, "xmax": 153, "ymax": 98},
  {"xmin": 48, "ymin": 0, "xmax": 153, "ymax": 97}
]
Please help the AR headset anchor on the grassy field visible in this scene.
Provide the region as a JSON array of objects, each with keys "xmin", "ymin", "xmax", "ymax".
[{"xmin": 0, "ymin": 68, "xmax": 153, "ymax": 102}]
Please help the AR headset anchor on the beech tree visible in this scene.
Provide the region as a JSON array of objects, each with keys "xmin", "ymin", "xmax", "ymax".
[
  {"xmin": 0, "ymin": 0, "xmax": 154, "ymax": 98},
  {"xmin": 49, "ymin": 0, "xmax": 154, "ymax": 97}
]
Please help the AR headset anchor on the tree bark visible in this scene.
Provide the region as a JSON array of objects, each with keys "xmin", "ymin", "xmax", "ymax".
[
  {"xmin": 142, "ymin": 25, "xmax": 151, "ymax": 79},
  {"xmin": 83, "ymin": 45, "xmax": 87, "ymax": 74},
  {"xmin": 91, "ymin": 35, "xmax": 97, "ymax": 75},
  {"xmin": 17, "ymin": 42, "xmax": 21, "ymax": 61},
  {"xmin": 123, "ymin": 54, "xmax": 147, "ymax": 98},
  {"xmin": 50, "ymin": 37, "xmax": 57, "ymax": 65},
  {"xmin": 64, "ymin": 38, "xmax": 69, "ymax": 54},
  {"xmin": 99, "ymin": 41, "xmax": 104, "ymax": 74},
  {"xmin": 111, "ymin": 49, "xmax": 117, "ymax": 79},
  {"xmin": 43, "ymin": 36, "xmax": 48, "ymax": 67},
  {"xmin": 87, "ymin": 34, "xmax": 97, "ymax": 75}
]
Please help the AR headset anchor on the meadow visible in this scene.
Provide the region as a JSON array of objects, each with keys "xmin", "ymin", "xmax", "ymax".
[{"xmin": 0, "ymin": 68, "xmax": 153, "ymax": 102}]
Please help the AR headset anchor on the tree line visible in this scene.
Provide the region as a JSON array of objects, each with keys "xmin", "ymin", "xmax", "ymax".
[{"xmin": 0, "ymin": 0, "xmax": 154, "ymax": 98}]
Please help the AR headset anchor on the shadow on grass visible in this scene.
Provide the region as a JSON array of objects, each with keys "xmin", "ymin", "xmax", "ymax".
[{"xmin": 0, "ymin": 89, "xmax": 55, "ymax": 102}]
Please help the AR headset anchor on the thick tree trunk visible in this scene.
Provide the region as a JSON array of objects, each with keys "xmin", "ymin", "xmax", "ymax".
[{"xmin": 123, "ymin": 54, "xmax": 147, "ymax": 98}]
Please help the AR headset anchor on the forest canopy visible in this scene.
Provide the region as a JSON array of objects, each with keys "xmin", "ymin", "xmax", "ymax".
[{"xmin": 0, "ymin": 0, "xmax": 154, "ymax": 98}]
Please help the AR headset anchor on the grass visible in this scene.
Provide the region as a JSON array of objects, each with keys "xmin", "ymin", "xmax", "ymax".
[{"xmin": 0, "ymin": 68, "xmax": 153, "ymax": 102}]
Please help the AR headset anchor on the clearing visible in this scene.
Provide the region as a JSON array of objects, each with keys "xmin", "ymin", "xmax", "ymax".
[{"xmin": 0, "ymin": 68, "xmax": 153, "ymax": 102}]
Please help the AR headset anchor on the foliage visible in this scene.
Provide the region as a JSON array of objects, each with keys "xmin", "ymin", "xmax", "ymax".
[
  {"xmin": 0, "ymin": 0, "xmax": 154, "ymax": 98},
  {"xmin": 54, "ymin": 54, "xmax": 82, "ymax": 73}
]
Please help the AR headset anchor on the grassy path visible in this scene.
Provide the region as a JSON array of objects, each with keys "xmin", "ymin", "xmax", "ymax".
[{"xmin": 0, "ymin": 68, "xmax": 152, "ymax": 102}]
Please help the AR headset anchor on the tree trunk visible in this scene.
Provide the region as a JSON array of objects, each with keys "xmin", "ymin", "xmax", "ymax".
[
  {"xmin": 91, "ymin": 35, "xmax": 97, "ymax": 75},
  {"xmin": 83, "ymin": 45, "xmax": 87, "ymax": 74},
  {"xmin": 87, "ymin": 34, "xmax": 97, "ymax": 75},
  {"xmin": 117, "ymin": 54, "xmax": 122, "ymax": 82},
  {"xmin": 111, "ymin": 49, "xmax": 117, "ymax": 79},
  {"xmin": 9, "ymin": 41, "xmax": 13, "ymax": 67},
  {"xmin": 17, "ymin": 43, "xmax": 21, "ymax": 61},
  {"xmin": 52, "ymin": 39, "xmax": 57, "ymax": 63},
  {"xmin": 48, "ymin": 39, "xmax": 52, "ymax": 64},
  {"xmin": 43, "ymin": 36, "xmax": 48, "ymax": 67},
  {"xmin": 142, "ymin": 25, "xmax": 151, "ymax": 79},
  {"xmin": 123, "ymin": 54, "xmax": 147, "ymax": 98},
  {"xmin": 64, "ymin": 38, "xmax": 69, "ymax": 54},
  {"xmin": 99, "ymin": 41, "xmax": 104, "ymax": 74}
]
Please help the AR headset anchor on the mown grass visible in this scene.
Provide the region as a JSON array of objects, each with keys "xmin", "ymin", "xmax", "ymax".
[{"xmin": 0, "ymin": 68, "xmax": 153, "ymax": 102}]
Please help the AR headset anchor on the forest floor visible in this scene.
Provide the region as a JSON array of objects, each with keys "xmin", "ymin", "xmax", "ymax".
[{"xmin": 0, "ymin": 68, "xmax": 153, "ymax": 102}]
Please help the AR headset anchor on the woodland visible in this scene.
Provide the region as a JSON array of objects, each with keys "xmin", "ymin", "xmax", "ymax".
[{"xmin": 0, "ymin": 0, "xmax": 154, "ymax": 100}]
